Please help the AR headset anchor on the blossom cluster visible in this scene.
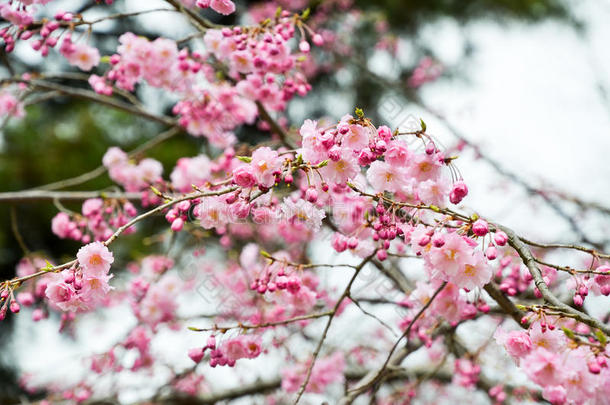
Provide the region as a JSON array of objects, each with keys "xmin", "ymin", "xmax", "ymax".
[
  {"xmin": 496, "ymin": 321, "xmax": 610, "ymax": 404},
  {"xmin": 51, "ymin": 198, "xmax": 137, "ymax": 242},
  {"xmin": 46, "ymin": 242, "xmax": 114, "ymax": 312},
  {"xmin": 102, "ymin": 147, "xmax": 163, "ymax": 192},
  {"xmin": 0, "ymin": 89, "xmax": 25, "ymax": 118}
]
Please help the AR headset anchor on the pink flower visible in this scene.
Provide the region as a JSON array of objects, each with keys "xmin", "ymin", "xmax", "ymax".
[
  {"xmin": 495, "ymin": 328, "xmax": 532, "ymax": 360},
  {"xmin": 51, "ymin": 212, "xmax": 75, "ymax": 239},
  {"xmin": 66, "ymin": 43, "xmax": 100, "ymax": 71},
  {"xmin": 280, "ymin": 198, "xmax": 326, "ymax": 232},
  {"xmin": 0, "ymin": 91, "xmax": 25, "ymax": 118},
  {"xmin": 450, "ymin": 250, "xmax": 492, "ymax": 290},
  {"xmin": 137, "ymin": 275, "xmax": 180, "ymax": 326},
  {"xmin": 417, "ymin": 178, "xmax": 450, "ymax": 207},
  {"xmin": 170, "ymin": 155, "xmax": 211, "ymax": 192},
  {"xmin": 77, "ymin": 242, "xmax": 114, "ymax": 276},
  {"xmin": 188, "ymin": 347, "xmax": 204, "ymax": 363},
  {"xmin": 250, "ymin": 147, "xmax": 282, "ymax": 188},
  {"xmin": 522, "ymin": 348, "xmax": 566, "ymax": 386},
  {"xmin": 221, "ymin": 335, "xmax": 262, "ymax": 362},
  {"xmin": 562, "ymin": 348, "xmax": 596, "ymax": 404},
  {"xmin": 408, "ymin": 153, "xmax": 442, "ymax": 182},
  {"xmin": 529, "ymin": 322, "xmax": 566, "ymax": 352},
  {"xmin": 45, "ymin": 273, "xmax": 88, "ymax": 312},
  {"xmin": 45, "ymin": 275, "xmax": 74, "ymax": 307},
  {"xmin": 367, "ymin": 160, "xmax": 409, "ymax": 194},
  {"xmin": 450, "ymin": 180, "xmax": 469, "ymax": 204},
  {"xmin": 542, "ymin": 385, "xmax": 567, "ymax": 405},
  {"xmin": 384, "ymin": 140, "xmax": 411, "ymax": 166},
  {"xmin": 81, "ymin": 273, "xmax": 113, "ymax": 305},
  {"xmin": 102, "ymin": 147, "xmax": 128, "ymax": 168},
  {"xmin": 300, "ymin": 119, "xmax": 330, "ymax": 163},
  {"xmin": 472, "ymin": 219, "xmax": 489, "ymax": 236},
  {"xmin": 196, "ymin": 196, "xmax": 229, "ymax": 230},
  {"xmin": 320, "ymin": 147, "xmax": 359, "ymax": 185},
  {"xmin": 427, "ymin": 233, "xmax": 472, "ymax": 279},
  {"xmin": 340, "ymin": 123, "xmax": 370, "ymax": 151},
  {"xmin": 82, "ymin": 198, "xmax": 103, "ymax": 217},
  {"xmin": 210, "ymin": 0, "xmax": 235, "ymax": 15},
  {"xmin": 233, "ymin": 164, "xmax": 257, "ymax": 188},
  {"xmin": 137, "ymin": 158, "xmax": 163, "ymax": 183}
]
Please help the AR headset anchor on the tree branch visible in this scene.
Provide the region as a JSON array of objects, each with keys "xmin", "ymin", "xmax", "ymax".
[{"xmin": 497, "ymin": 223, "xmax": 610, "ymax": 336}]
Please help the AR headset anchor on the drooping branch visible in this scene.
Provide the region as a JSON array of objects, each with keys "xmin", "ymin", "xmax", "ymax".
[
  {"xmin": 497, "ymin": 223, "xmax": 610, "ymax": 336},
  {"xmin": 5, "ymin": 186, "xmax": 239, "ymax": 288},
  {"xmin": 0, "ymin": 78, "xmax": 177, "ymax": 126}
]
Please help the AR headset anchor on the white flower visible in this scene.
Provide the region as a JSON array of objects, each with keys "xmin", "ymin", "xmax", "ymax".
[{"xmin": 280, "ymin": 198, "xmax": 326, "ymax": 232}]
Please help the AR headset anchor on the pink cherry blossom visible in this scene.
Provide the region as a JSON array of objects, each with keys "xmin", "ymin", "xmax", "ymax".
[
  {"xmin": 65, "ymin": 43, "xmax": 100, "ymax": 71},
  {"xmin": 250, "ymin": 147, "xmax": 282, "ymax": 188},
  {"xmin": 77, "ymin": 242, "xmax": 114, "ymax": 276}
]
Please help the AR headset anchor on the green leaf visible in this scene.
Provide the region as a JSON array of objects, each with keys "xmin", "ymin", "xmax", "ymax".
[
  {"xmin": 42, "ymin": 260, "xmax": 54, "ymax": 272},
  {"xmin": 595, "ymin": 330, "xmax": 607, "ymax": 345},
  {"xmin": 420, "ymin": 118, "xmax": 427, "ymax": 132},
  {"xmin": 187, "ymin": 326, "xmax": 203, "ymax": 332},
  {"xmin": 236, "ymin": 156, "xmax": 252, "ymax": 163},
  {"xmin": 100, "ymin": 55, "xmax": 111, "ymax": 64},
  {"xmin": 260, "ymin": 250, "xmax": 272, "ymax": 259},
  {"xmin": 301, "ymin": 8, "xmax": 311, "ymax": 20},
  {"xmin": 562, "ymin": 327, "xmax": 576, "ymax": 340},
  {"xmin": 355, "ymin": 107, "xmax": 364, "ymax": 119},
  {"xmin": 275, "ymin": 6, "xmax": 282, "ymax": 18}
]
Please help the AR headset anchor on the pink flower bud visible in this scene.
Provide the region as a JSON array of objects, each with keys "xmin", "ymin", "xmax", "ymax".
[
  {"xmin": 17, "ymin": 292, "xmax": 34, "ymax": 306},
  {"xmin": 588, "ymin": 361, "xmax": 601, "ymax": 374},
  {"xmin": 32, "ymin": 308, "xmax": 44, "ymax": 322},
  {"xmin": 375, "ymin": 140, "xmax": 387, "ymax": 153},
  {"xmin": 485, "ymin": 246, "xmax": 497, "ymax": 260},
  {"xmin": 10, "ymin": 301, "xmax": 20, "ymax": 313},
  {"xmin": 418, "ymin": 235, "xmax": 431, "ymax": 247},
  {"xmin": 449, "ymin": 181, "xmax": 468, "ymax": 204},
  {"xmin": 377, "ymin": 125, "xmax": 392, "ymax": 141},
  {"xmin": 573, "ymin": 294, "xmax": 584, "ymax": 307},
  {"xmin": 188, "ymin": 348, "xmax": 204, "ymax": 363},
  {"xmin": 312, "ymin": 34, "xmax": 324, "ymax": 46},
  {"xmin": 376, "ymin": 249, "xmax": 387, "ymax": 261},
  {"xmin": 233, "ymin": 165, "xmax": 257, "ymax": 188},
  {"xmin": 578, "ymin": 285, "xmax": 588, "ymax": 296},
  {"xmin": 472, "ymin": 219, "xmax": 488, "ymax": 236},
  {"xmin": 305, "ymin": 188, "xmax": 318, "ymax": 203},
  {"xmin": 493, "ymin": 231, "xmax": 508, "ymax": 246},
  {"xmin": 347, "ymin": 237, "xmax": 359, "ymax": 249},
  {"xmin": 299, "ymin": 41, "xmax": 310, "ymax": 53},
  {"xmin": 206, "ymin": 335, "xmax": 216, "ymax": 349},
  {"xmin": 432, "ymin": 235, "xmax": 445, "ymax": 248},
  {"xmin": 171, "ymin": 218, "xmax": 184, "ymax": 232}
]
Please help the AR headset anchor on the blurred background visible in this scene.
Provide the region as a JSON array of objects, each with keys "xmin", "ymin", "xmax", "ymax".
[{"xmin": 1, "ymin": 0, "xmax": 609, "ymax": 402}]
